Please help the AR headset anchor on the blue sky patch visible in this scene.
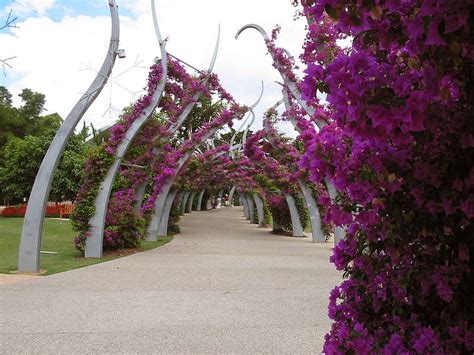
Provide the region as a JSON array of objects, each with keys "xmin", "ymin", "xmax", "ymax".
[{"xmin": 1, "ymin": 0, "xmax": 134, "ymax": 24}]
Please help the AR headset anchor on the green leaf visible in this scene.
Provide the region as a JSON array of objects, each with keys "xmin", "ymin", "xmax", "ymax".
[{"xmin": 325, "ymin": 4, "xmax": 339, "ymax": 20}]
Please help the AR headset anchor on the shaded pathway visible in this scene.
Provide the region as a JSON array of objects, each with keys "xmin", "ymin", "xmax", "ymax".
[{"xmin": 1, "ymin": 207, "xmax": 341, "ymax": 353}]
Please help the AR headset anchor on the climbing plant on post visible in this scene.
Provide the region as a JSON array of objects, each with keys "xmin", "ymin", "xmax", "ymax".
[
  {"xmin": 263, "ymin": 104, "xmax": 328, "ymax": 241},
  {"xmin": 236, "ymin": 23, "xmax": 346, "ymax": 242},
  {"xmin": 294, "ymin": 0, "xmax": 474, "ymax": 352},
  {"xmin": 143, "ymin": 103, "xmax": 247, "ymax": 240}
]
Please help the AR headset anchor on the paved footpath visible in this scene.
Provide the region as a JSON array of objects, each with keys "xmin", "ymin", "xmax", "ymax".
[{"xmin": 1, "ymin": 207, "xmax": 341, "ymax": 354}]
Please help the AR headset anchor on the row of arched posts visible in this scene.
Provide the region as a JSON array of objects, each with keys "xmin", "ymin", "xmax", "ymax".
[
  {"xmin": 17, "ymin": 0, "xmax": 346, "ymax": 273},
  {"xmin": 155, "ymin": 185, "xmax": 311, "ymax": 242}
]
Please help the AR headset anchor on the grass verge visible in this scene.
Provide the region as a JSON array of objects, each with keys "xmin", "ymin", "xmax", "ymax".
[{"xmin": 0, "ymin": 217, "xmax": 172, "ymax": 276}]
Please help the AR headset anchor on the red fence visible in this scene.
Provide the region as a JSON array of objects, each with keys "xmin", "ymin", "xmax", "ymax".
[{"xmin": 1, "ymin": 204, "xmax": 72, "ymax": 218}]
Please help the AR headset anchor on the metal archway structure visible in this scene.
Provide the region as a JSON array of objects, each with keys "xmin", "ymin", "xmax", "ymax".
[
  {"xmin": 18, "ymin": 0, "xmax": 122, "ymax": 273},
  {"xmin": 85, "ymin": 0, "xmax": 169, "ymax": 258}
]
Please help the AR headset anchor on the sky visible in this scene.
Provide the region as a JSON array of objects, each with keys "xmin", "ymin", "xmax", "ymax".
[{"xmin": 0, "ymin": 0, "xmax": 308, "ymax": 137}]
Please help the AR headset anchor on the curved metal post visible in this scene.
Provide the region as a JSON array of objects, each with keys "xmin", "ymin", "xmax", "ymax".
[
  {"xmin": 134, "ymin": 181, "xmax": 147, "ymax": 213},
  {"xmin": 85, "ymin": 0, "xmax": 168, "ymax": 258},
  {"xmin": 146, "ymin": 124, "xmax": 230, "ymax": 241},
  {"xmin": 186, "ymin": 191, "xmax": 196, "ymax": 213},
  {"xmin": 281, "ymin": 89, "xmax": 304, "ymax": 134},
  {"xmin": 326, "ymin": 182, "xmax": 346, "ymax": 244},
  {"xmin": 281, "ymin": 87, "xmax": 341, "ymax": 242},
  {"xmin": 228, "ymin": 185, "xmax": 236, "ymax": 206},
  {"xmin": 229, "ymin": 81, "xmax": 263, "ymax": 151},
  {"xmin": 147, "ymin": 81, "xmax": 256, "ymax": 241},
  {"xmin": 180, "ymin": 191, "xmax": 190, "ymax": 215},
  {"xmin": 146, "ymin": 180, "xmax": 174, "ymax": 241},
  {"xmin": 246, "ymin": 194, "xmax": 256, "ymax": 224},
  {"xmin": 196, "ymin": 189, "xmax": 205, "ymax": 211},
  {"xmin": 252, "ymin": 192, "xmax": 264, "ymax": 226},
  {"xmin": 167, "ymin": 26, "xmax": 220, "ymax": 135},
  {"xmin": 140, "ymin": 26, "xmax": 222, "ymax": 241},
  {"xmin": 157, "ymin": 189, "xmax": 178, "ymax": 237},
  {"xmin": 298, "ymin": 179, "xmax": 325, "ymax": 243},
  {"xmin": 235, "ymin": 24, "xmax": 326, "ymax": 129},
  {"xmin": 18, "ymin": 0, "xmax": 121, "ymax": 272},
  {"xmin": 241, "ymin": 195, "xmax": 249, "ymax": 219},
  {"xmin": 284, "ymin": 193, "xmax": 304, "ymax": 237},
  {"xmin": 168, "ymin": 25, "xmax": 221, "ymax": 137}
]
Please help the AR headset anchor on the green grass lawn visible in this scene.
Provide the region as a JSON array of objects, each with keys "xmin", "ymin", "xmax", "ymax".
[{"xmin": 0, "ymin": 218, "xmax": 172, "ymax": 276}]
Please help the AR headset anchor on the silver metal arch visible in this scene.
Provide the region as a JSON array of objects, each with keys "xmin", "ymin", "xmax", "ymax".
[
  {"xmin": 247, "ymin": 81, "xmax": 265, "ymax": 111},
  {"xmin": 230, "ymin": 81, "xmax": 264, "ymax": 155},
  {"xmin": 18, "ymin": 0, "xmax": 121, "ymax": 273},
  {"xmin": 148, "ymin": 85, "xmax": 261, "ymax": 241},
  {"xmin": 242, "ymin": 195, "xmax": 250, "ymax": 219},
  {"xmin": 260, "ymin": 102, "xmax": 306, "ymax": 238},
  {"xmin": 156, "ymin": 189, "xmax": 178, "ymax": 236},
  {"xmin": 242, "ymin": 111, "xmax": 256, "ymax": 148},
  {"xmin": 253, "ymin": 192, "xmax": 265, "ymax": 226},
  {"xmin": 147, "ymin": 121, "xmax": 234, "ymax": 240},
  {"xmin": 85, "ymin": 0, "xmax": 169, "ymax": 258},
  {"xmin": 235, "ymin": 24, "xmax": 326, "ymax": 130},
  {"xmin": 168, "ymin": 24, "xmax": 221, "ymax": 135},
  {"xmin": 228, "ymin": 186, "xmax": 236, "ymax": 206},
  {"xmin": 235, "ymin": 23, "xmax": 270, "ymax": 42},
  {"xmin": 208, "ymin": 24, "xmax": 221, "ymax": 73},
  {"xmin": 134, "ymin": 25, "xmax": 221, "ymax": 211},
  {"xmin": 151, "ymin": 0, "xmax": 164, "ymax": 46},
  {"xmin": 133, "ymin": 24, "xmax": 222, "ymax": 228},
  {"xmin": 280, "ymin": 87, "xmax": 343, "ymax": 243},
  {"xmin": 230, "ymin": 111, "xmax": 253, "ymax": 151},
  {"xmin": 196, "ymin": 189, "xmax": 206, "ymax": 211},
  {"xmin": 281, "ymin": 87, "xmax": 303, "ymax": 134},
  {"xmin": 245, "ymin": 194, "xmax": 256, "ymax": 224},
  {"xmin": 186, "ymin": 191, "xmax": 196, "ymax": 213},
  {"xmin": 263, "ymin": 98, "xmax": 325, "ymax": 242},
  {"xmin": 284, "ymin": 193, "xmax": 304, "ymax": 237},
  {"xmin": 277, "ymin": 80, "xmax": 319, "ymax": 132}
]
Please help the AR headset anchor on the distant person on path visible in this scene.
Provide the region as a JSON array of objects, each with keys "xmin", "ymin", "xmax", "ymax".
[
  {"xmin": 216, "ymin": 197, "xmax": 222, "ymax": 209},
  {"xmin": 224, "ymin": 194, "xmax": 230, "ymax": 208}
]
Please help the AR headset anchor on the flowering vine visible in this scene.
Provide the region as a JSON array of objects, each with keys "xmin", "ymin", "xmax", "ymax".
[{"xmin": 293, "ymin": 0, "xmax": 474, "ymax": 352}]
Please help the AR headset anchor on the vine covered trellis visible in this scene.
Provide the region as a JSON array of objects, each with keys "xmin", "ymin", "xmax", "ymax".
[{"xmin": 17, "ymin": 0, "xmax": 473, "ymax": 352}]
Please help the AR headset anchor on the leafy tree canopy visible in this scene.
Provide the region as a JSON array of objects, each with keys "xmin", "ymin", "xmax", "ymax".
[{"xmin": 0, "ymin": 86, "xmax": 88, "ymax": 204}]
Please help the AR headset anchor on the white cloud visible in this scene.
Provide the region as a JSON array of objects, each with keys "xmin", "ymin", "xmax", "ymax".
[{"xmin": 0, "ymin": 0, "xmax": 306, "ymax": 137}]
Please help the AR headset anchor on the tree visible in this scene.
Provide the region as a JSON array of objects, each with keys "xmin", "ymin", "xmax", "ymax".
[
  {"xmin": 18, "ymin": 88, "xmax": 45, "ymax": 122},
  {"xmin": 50, "ymin": 133, "xmax": 89, "ymax": 201},
  {"xmin": 28, "ymin": 113, "xmax": 63, "ymax": 137},
  {"xmin": 0, "ymin": 87, "xmax": 88, "ymax": 205},
  {"xmin": 216, "ymin": 128, "xmax": 251, "ymax": 147},
  {"xmin": 175, "ymin": 96, "xmax": 224, "ymax": 140},
  {"xmin": 0, "ymin": 86, "xmax": 12, "ymax": 105},
  {"xmin": 0, "ymin": 134, "xmax": 52, "ymax": 202},
  {"xmin": 0, "ymin": 86, "xmax": 59, "ymax": 151},
  {"xmin": 0, "ymin": 126, "xmax": 88, "ymax": 204},
  {"xmin": 0, "ymin": 88, "xmax": 22, "ymax": 150}
]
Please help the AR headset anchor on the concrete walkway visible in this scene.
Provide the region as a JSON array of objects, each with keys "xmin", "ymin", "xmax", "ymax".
[{"xmin": 0, "ymin": 207, "xmax": 341, "ymax": 354}]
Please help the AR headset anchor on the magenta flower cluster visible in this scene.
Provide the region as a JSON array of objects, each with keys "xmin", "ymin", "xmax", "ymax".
[{"xmin": 292, "ymin": 0, "xmax": 473, "ymax": 353}]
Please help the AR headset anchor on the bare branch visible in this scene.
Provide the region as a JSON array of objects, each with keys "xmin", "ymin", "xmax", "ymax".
[
  {"xmin": 1, "ymin": 56, "xmax": 16, "ymax": 77},
  {"xmin": 1, "ymin": 9, "xmax": 18, "ymax": 30}
]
